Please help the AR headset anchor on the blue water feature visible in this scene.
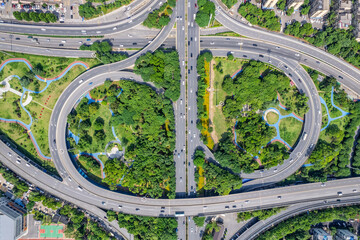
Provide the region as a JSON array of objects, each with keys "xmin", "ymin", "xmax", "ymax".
[
  {"xmin": 0, "ymin": 59, "xmax": 89, "ymax": 160},
  {"xmin": 242, "ymin": 178, "xmax": 253, "ymax": 183},
  {"xmin": 68, "ymin": 129, "xmax": 80, "ymax": 145},
  {"xmin": 112, "ymin": 126, "xmax": 120, "ymax": 141},
  {"xmin": 320, "ymin": 86, "xmax": 350, "ymax": 131},
  {"xmin": 303, "ymin": 163, "xmax": 314, "ymax": 167}
]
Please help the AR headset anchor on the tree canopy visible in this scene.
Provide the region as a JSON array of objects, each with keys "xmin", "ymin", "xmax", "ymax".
[
  {"xmin": 195, "ymin": 0, "xmax": 215, "ymax": 27},
  {"xmin": 134, "ymin": 49, "xmax": 181, "ymax": 101}
]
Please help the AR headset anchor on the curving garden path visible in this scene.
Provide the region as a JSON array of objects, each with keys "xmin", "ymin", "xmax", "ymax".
[{"xmin": 0, "ymin": 58, "xmax": 89, "ymax": 160}]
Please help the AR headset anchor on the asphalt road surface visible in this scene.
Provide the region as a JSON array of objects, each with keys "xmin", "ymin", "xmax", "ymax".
[
  {"xmin": 0, "ymin": 0, "xmax": 163, "ymax": 36},
  {"xmin": 1, "ymin": 142, "xmax": 359, "ymax": 217}
]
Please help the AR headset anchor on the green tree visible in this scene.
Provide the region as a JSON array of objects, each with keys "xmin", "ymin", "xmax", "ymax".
[{"xmin": 193, "ymin": 216, "xmax": 206, "ymax": 227}]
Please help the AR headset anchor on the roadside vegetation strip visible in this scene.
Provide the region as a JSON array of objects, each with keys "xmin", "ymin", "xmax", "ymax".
[
  {"xmin": 107, "ymin": 210, "xmax": 178, "ymax": 240},
  {"xmin": 197, "ymin": 51, "xmax": 215, "ymax": 149},
  {"xmin": 79, "ymin": 0, "xmax": 133, "ymax": 20},
  {"xmin": 257, "ymin": 204, "xmax": 360, "ymax": 240},
  {"xmin": 143, "ymin": 0, "xmax": 176, "ymax": 29}
]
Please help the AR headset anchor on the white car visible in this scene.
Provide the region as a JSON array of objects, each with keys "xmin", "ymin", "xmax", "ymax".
[{"xmin": 16, "ymin": 160, "xmax": 21, "ymax": 164}]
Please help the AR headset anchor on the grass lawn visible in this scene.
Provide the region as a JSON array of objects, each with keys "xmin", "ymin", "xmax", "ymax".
[
  {"xmin": 279, "ymin": 117, "xmax": 303, "ymax": 147},
  {"xmin": 319, "ymin": 116, "xmax": 349, "ymax": 143},
  {"xmin": 77, "ymin": 156, "xmax": 102, "ymax": 180},
  {"xmin": 0, "ymin": 122, "xmax": 57, "ymax": 173},
  {"xmin": 26, "ymin": 102, "xmax": 51, "ymax": 156},
  {"xmin": 87, "ymin": 104, "xmax": 114, "ymax": 153},
  {"xmin": 212, "ymin": 58, "xmax": 246, "ymax": 140},
  {"xmin": 98, "ymin": 154, "xmax": 109, "ymax": 163},
  {"xmin": 0, "ymin": 91, "xmax": 30, "ymax": 123},
  {"xmin": 0, "ymin": 51, "xmax": 100, "ymax": 169},
  {"xmin": 267, "ymin": 112, "xmax": 279, "ymax": 124}
]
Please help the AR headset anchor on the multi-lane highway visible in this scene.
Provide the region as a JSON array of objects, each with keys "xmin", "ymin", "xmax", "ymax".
[
  {"xmin": 0, "ymin": 0, "xmax": 163, "ymax": 36},
  {"xmin": 1, "ymin": 1, "xmax": 360, "ymax": 239},
  {"xmin": 236, "ymin": 196, "xmax": 360, "ymax": 240},
  {"xmin": 2, "ymin": 140, "xmax": 359, "ymax": 217}
]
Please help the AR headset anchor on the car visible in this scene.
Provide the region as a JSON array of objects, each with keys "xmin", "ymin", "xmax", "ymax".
[
  {"xmin": 182, "ymin": 26, "xmax": 184, "ymax": 31},
  {"xmin": 195, "ymin": 3, "xmax": 197, "ymax": 7},
  {"xmin": 190, "ymin": 53, "xmax": 193, "ymax": 57},
  {"xmin": 284, "ymin": 65, "xmax": 288, "ymax": 69},
  {"xmin": 210, "ymin": 42, "xmax": 215, "ymax": 45},
  {"xmin": 96, "ymin": 31, "xmax": 101, "ymax": 34},
  {"xmin": 353, "ymin": 189, "xmax": 357, "ymax": 193},
  {"xmin": 245, "ymin": 200, "xmax": 249, "ymax": 203},
  {"xmin": 182, "ymin": 60, "xmax": 184, "ymax": 66},
  {"xmin": 225, "ymin": 206, "xmax": 229, "ymax": 209},
  {"xmin": 61, "ymin": 40, "xmax": 66, "ymax": 43},
  {"xmin": 68, "ymin": 177, "xmax": 72, "ymax": 181},
  {"xmin": 179, "ymin": 177, "xmax": 182, "ymax": 182},
  {"xmin": 70, "ymin": 6, "xmax": 73, "ymax": 10},
  {"xmin": 77, "ymin": 186, "xmax": 83, "ymax": 191},
  {"xmin": 102, "ymin": 201, "xmax": 106, "ymax": 205},
  {"xmin": 338, "ymin": 75, "xmax": 343, "ymax": 79},
  {"xmin": 253, "ymin": 43, "xmax": 257, "ymax": 46},
  {"xmin": 78, "ymin": 41, "xmax": 83, "ymax": 44},
  {"xmin": 277, "ymin": 196, "xmax": 282, "ymax": 199},
  {"xmin": 337, "ymin": 192, "xmax": 343, "ymax": 196},
  {"xmin": 276, "ymin": 46, "xmax": 280, "ymax": 49},
  {"xmin": 188, "ymin": 162, "xmax": 190, "ymax": 166},
  {"xmin": 295, "ymin": 53, "xmax": 300, "ymax": 56},
  {"xmin": 135, "ymin": 208, "xmax": 140, "ymax": 211},
  {"xmin": 178, "ymin": 153, "xmax": 180, "ymax": 158},
  {"xmin": 188, "ymin": 69, "xmax": 190, "ymax": 74},
  {"xmin": 16, "ymin": 160, "xmax": 21, "ymax": 164},
  {"xmin": 26, "ymin": 162, "xmax": 31, "ymax": 167},
  {"xmin": 15, "ymin": 38, "xmax": 20, "ymax": 40},
  {"xmin": 59, "ymin": 44, "xmax": 64, "ymax": 46},
  {"xmin": 118, "ymin": 205, "xmax": 122, "ymax": 209},
  {"xmin": 8, "ymin": 152, "xmax": 12, "ymax": 157}
]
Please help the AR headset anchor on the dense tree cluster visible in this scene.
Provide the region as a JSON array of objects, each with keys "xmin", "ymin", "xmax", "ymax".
[
  {"xmin": 101, "ymin": 81, "xmax": 176, "ymax": 198},
  {"xmin": 221, "ymin": 0, "xmax": 237, "ymax": 8},
  {"xmin": 0, "ymin": 164, "xmax": 29, "ymax": 197},
  {"xmin": 134, "ymin": 49, "xmax": 181, "ymax": 101},
  {"xmin": 214, "ymin": 131, "xmax": 258, "ymax": 173},
  {"xmin": 194, "ymin": 149, "xmax": 242, "ymax": 195},
  {"xmin": 28, "ymin": 191, "xmax": 62, "ymax": 210},
  {"xmin": 235, "ymin": 113, "xmax": 275, "ymax": 156},
  {"xmin": 78, "ymin": 155, "xmax": 100, "ymax": 171},
  {"xmin": 284, "ymin": 21, "xmax": 360, "ymax": 68},
  {"xmin": 222, "ymin": 60, "xmax": 308, "ymax": 117},
  {"xmin": 237, "ymin": 208, "xmax": 284, "ymax": 222},
  {"xmin": 13, "ymin": 11, "xmax": 57, "ymax": 22},
  {"xmin": 276, "ymin": 0, "xmax": 286, "ymax": 10},
  {"xmin": 80, "ymin": 41, "xmax": 128, "ymax": 64},
  {"xmin": 79, "ymin": 0, "xmax": 132, "ymax": 19},
  {"xmin": 195, "ymin": 0, "xmax": 215, "ymax": 27},
  {"xmin": 143, "ymin": 1, "xmax": 175, "ymax": 29},
  {"xmin": 114, "ymin": 212, "xmax": 178, "ymax": 240},
  {"xmin": 58, "ymin": 204, "xmax": 111, "ymax": 239},
  {"xmin": 352, "ymin": 138, "xmax": 360, "ymax": 175},
  {"xmin": 257, "ymin": 205, "xmax": 360, "ymax": 240},
  {"xmin": 258, "ymin": 142, "xmax": 289, "ymax": 169},
  {"xmin": 300, "ymin": 0, "xmax": 310, "ymax": 15},
  {"xmin": 238, "ymin": 2, "xmax": 281, "ymax": 31}
]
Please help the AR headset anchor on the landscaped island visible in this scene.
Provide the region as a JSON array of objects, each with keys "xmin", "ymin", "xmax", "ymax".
[
  {"xmin": 197, "ymin": 52, "xmax": 308, "ymax": 176},
  {"xmin": 67, "ymin": 80, "xmax": 176, "ymax": 198}
]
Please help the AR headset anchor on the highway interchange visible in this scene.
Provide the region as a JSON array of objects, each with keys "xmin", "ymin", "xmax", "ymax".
[{"xmin": 0, "ymin": 0, "xmax": 360, "ymax": 239}]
